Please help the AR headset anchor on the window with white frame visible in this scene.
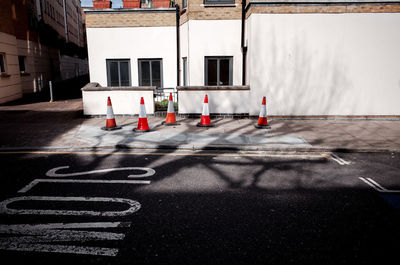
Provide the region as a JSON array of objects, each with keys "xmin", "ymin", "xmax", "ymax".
[
  {"xmin": 106, "ymin": 59, "xmax": 131, "ymax": 87},
  {"xmin": 204, "ymin": 56, "xmax": 233, "ymax": 86},
  {"xmin": 138, "ymin": 59, "xmax": 163, "ymax": 88}
]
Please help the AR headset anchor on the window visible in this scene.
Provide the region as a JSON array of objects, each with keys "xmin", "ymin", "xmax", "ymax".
[
  {"xmin": 18, "ymin": 56, "xmax": 26, "ymax": 73},
  {"xmin": 138, "ymin": 59, "xmax": 163, "ymax": 88},
  {"xmin": 204, "ymin": 0, "xmax": 235, "ymax": 5},
  {"xmin": 182, "ymin": 0, "xmax": 187, "ymax": 8},
  {"xmin": 182, "ymin": 57, "xmax": 187, "ymax": 86},
  {"xmin": 205, "ymin": 56, "xmax": 233, "ymax": 86},
  {"xmin": 0, "ymin": 53, "xmax": 6, "ymax": 73},
  {"xmin": 106, "ymin": 59, "xmax": 131, "ymax": 87}
]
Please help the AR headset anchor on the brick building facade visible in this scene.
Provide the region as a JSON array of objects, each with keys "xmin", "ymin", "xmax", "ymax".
[{"xmin": 0, "ymin": 0, "xmax": 88, "ymax": 103}]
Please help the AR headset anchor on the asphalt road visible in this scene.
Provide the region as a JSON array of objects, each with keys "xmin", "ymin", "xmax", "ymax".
[{"xmin": 0, "ymin": 150, "xmax": 399, "ymax": 265}]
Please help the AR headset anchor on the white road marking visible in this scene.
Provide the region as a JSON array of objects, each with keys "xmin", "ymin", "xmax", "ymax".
[
  {"xmin": 18, "ymin": 179, "xmax": 151, "ymax": 193},
  {"xmin": 330, "ymin": 153, "xmax": 351, "ymax": 165},
  {"xmin": 0, "ymin": 222, "xmax": 131, "ymax": 256},
  {"xmin": 0, "ymin": 196, "xmax": 141, "ymax": 216},
  {"xmin": 46, "ymin": 166, "xmax": 156, "ymax": 178},
  {"xmin": 0, "ymin": 231, "xmax": 125, "ymax": 242},
  {"xmin": 359, "ymin": 177, "xmax": 400, "ymax": 193},
  {"xmin": 0, "ymin": 222, "xmax": 130, "ymax": 232},
  {"xmin": 359, "ymin": 177, "xmax": 384, "ymax": 192},
  {"xmin": 0, "ymin": 243, "xmax": 119, "ymax": 256}
]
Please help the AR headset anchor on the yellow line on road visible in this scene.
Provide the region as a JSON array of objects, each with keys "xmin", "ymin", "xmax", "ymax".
[{"xmin": 0, "ymin": 150, "xmax": 329, "ymax": 159}]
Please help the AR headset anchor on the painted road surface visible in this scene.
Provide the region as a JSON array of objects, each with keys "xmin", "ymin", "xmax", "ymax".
[{"xmin": 0, "ymin": 151, "xmax": 399, "ymax": 265}]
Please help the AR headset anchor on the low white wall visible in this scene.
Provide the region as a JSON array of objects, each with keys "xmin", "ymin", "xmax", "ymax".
[
  {"xmin": 247, "ymin": 13, "xmax": 400, "ymax": 116},
  {"xmin": 87, "ymin": 27, "xmax": 176, "ymax": 88},
  {"xmin": 178, "ymin": 88, "xmax": 250, "ymax": 114},
  {"xmin": 82, "ymin": 89, "xmax": 155, "ymax": 115}
]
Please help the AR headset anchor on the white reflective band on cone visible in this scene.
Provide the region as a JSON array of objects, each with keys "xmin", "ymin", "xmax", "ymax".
[
  {"xmin": 139, "ymin": 104, "xmax": 147, "ymax": 118},
  {"xmin": 259, "ymin": 105, "xmax": 267, "ymax": 117},
  {"xmin": 107, "ymin": 106, "xmax": 115, "ymax": 119},
  {"xmin": 167, "ymin": 100, "xmax": 174, "ymax": 113},
  {"xmin": 202, "ymin": 103, "xmax": 209, "ymax": 116}
]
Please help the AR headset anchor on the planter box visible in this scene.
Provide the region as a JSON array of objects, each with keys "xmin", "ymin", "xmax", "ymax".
[
  {"xmin": 153, "ymin": 0, "xmax": 170, "ymax": 8},
  {"xmin": 93, "ymin": 1, "xmax": 111, "ymax": 9},
  {"xmin": 122, "ymin": 0, "xmax": 141, "ymax": 8}
]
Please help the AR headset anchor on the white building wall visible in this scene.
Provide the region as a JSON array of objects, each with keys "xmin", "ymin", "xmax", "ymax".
[
  {"xmin": 187, "ymin": 20, "xmax": 242, "ymax": 86},
  {"xmin": 0, "ymin": 32, "xmax": 22, "ymax": 103},
  {"xmin": 87, "ymin": 27, "xmax": 176, "ymax": 88},
  {"xmin": 247, "ymin": 13, "xmax": 400, "ymax": 116},
  {"xmin": 180, "ymin": 22, "xmax": 189, "ymax": 84}
]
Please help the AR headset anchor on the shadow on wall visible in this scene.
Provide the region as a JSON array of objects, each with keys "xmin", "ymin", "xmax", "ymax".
[{"xmin": 251, "ymin": 25, "xmax": 358, "ymax": 115}]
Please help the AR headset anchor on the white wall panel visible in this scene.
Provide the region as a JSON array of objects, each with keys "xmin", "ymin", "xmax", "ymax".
[{"xmin": 247, "ymin": 13, "xmax": 400, "ymax": 115}]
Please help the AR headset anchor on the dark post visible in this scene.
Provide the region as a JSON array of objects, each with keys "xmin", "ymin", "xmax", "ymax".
[
  {"xmin": 241, "ymin": 0, "xmax": 247, "ymax": 86},
  {"xmin": 176, "ymin": 4, "xmax": 180, "ymax": 87}
]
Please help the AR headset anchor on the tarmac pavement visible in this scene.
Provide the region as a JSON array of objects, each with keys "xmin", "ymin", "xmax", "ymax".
[{"xmin": 0, "ymin": 98, "xmax": 399, "ymax": 152}]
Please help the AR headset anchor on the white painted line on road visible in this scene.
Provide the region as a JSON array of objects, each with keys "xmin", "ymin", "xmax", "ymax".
[
  {"xmin": 0, "ymin": 242, "xmax": 119, "ymax": 256},
  {"xmin": 366, "ymin": 178, "xmax": 388, "ymax": 191},
  {"xmin": 330, "ymin": 153, "xmax": 351, "ymax": 165},
  {"xmin": 46, "ymin": 166, "xmax": 155, "ymax": 178},
  {"xmin": 0, "ymin": 230, "xmax": 125, "ymax": 242},
  {"xmin": 359, "ymin": 177, "xmax": 400, "ymax": 193},
  {"xmin": 0, "ymin": 222, "xmax": 130, "ymax": 232},
  {"xmin": 18, "ymin": 179, "xmax": 151, "ymax": 193},
  {"xmin": 359, "ymin": 177, "xmax": 384, "ymax": 192},
  {"xmin": 0, "ymin": 196, "xmax": 141, "ymax": 216}
]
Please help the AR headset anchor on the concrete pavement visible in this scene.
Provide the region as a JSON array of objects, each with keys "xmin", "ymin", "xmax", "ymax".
[{"xmin": 0, "ymin": 98, "xmax": 399, "ymax": 152}]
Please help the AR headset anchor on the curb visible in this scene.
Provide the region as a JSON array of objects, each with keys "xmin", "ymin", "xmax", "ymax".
[{"xmin": 0, "ymin": 144, "xmax": 399, "ymax": 154}]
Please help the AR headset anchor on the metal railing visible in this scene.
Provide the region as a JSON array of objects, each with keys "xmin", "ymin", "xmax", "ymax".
[{"xmin": 154, "ymin": 87, "xmax": 178, "ymax": 102}]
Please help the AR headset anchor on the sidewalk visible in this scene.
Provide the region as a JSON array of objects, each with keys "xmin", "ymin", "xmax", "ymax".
[{"xmin": 0, "ymin": 98, "xmax": 399, "ymax": 152}]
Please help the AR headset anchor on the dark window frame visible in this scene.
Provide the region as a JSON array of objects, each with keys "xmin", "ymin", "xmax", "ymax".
[
  {"xmin": 106, "ymin": 59, "xmax": 131, "ymax": 87},
  {"xmin": 204, "ymin": 0, "xmax": 235, "ymax": 5},
  {"xmin": 0, "ymin": 53, "xmax": 6, "ymax": 73},
  {"xmin": 182, "ymin": 57, "xmax": 187, "ymax": 86},
  {"xmin": 138, "ymin": 58, "xmax": 163, "ymax": 88},
  {"xmin": 204, "ymin": 56, "xmax": 233, "ymax": 86},
  {"xmin": 18, "ymin": 56, "xmax": 26, "ymax": 73}
]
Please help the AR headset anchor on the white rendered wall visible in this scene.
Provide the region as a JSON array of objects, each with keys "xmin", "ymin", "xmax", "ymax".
[
  {"xmin": 178, "ymin": 90, "xmax": 249, "ymax": 114},
  {"xmin": 247, "ymin": 13, "xmax": 400, "ymax": 116},
  {"xmin": 87, "ymin": 27, "xmax": 176, "ymax": 88},
  {"xmin": 0, "ymin": 32, "xmax": 22, "ymax": 103},
  {"xmin": 82, "ymin": 90, "xmax": 155, "ymax": 115},
  {"xmin": 186, "ymin": 20, "xmax": 242, "ymax": 86}
]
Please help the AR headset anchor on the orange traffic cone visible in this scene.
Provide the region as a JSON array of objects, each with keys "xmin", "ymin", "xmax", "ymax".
[
  {"xmin": 255, "ymin": 96, "xmax": 271, "ymax": 129},
  {"xmin": 197, "ymin": 94, "xmax": 214, "ymax": 127},
  {"xmin": 134, "ymin": 97, "xmax": 150, "ymax": 132},
  {"xmin": 101, "ymin": 97, "xmax": 121, "ymax": 131},
  {"xmin": 162, "ymin": 93, "xmax": 180, "ymax": 126}
]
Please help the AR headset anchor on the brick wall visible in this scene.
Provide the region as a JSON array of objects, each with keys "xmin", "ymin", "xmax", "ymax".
[
  {"xmin": 185, "ymin": 0, "xmax": 242, "ymax": 21},
  {"xmin": 85, "ymin": 11, "xmax": 176, "ymax": 27}
]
